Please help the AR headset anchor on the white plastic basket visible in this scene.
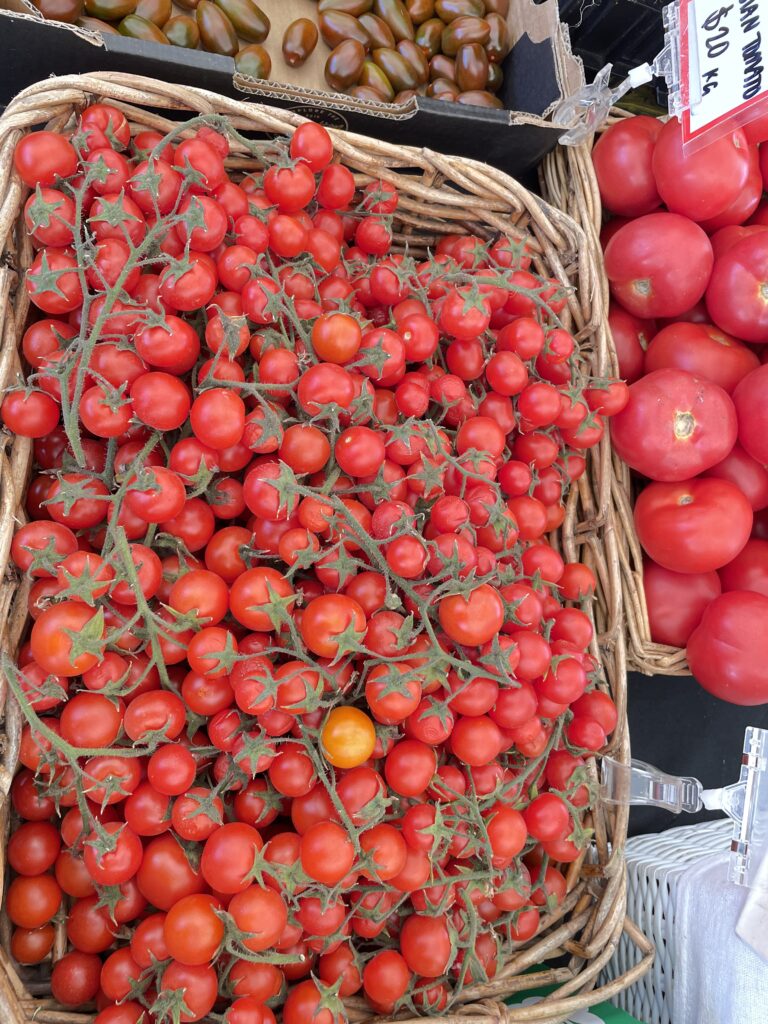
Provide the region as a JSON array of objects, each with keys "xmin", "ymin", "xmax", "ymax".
[{"xmin": 603, "ymin": 818, "xmax": 732, "ymax": 1024}]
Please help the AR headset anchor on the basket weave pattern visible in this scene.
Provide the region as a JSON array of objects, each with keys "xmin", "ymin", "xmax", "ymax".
[
  {"xmin": 0, "ymin": 73, "xmax": 652, "ymax": 1024},
  {"xmin": 542, "ymin": 123, "xmax": 690, "ymax": 678}
]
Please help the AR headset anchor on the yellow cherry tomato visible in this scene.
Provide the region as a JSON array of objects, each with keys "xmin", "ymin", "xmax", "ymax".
[{"xmin": 321, "ymin": 706, "xmax": 376, "ymax": 768}]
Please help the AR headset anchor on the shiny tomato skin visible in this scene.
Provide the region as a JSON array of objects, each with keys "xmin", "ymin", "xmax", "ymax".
[
  {"xmin": 706, "ymin": 234, "xmax": 768, "ymax": 343},
  {"xmin": 164, "ymin": 894, "xmax": 224, "ymax": 966},
  {"xmin": 94, "ymin": 1003, "xmax": 147, "ymax": 1024},
  {"xmin": 362, "ymin": 949, "xmax": 410, "ymax": 1005},
  {"xmin": 643, "ymin": 558, "xmax": 721, "ymax": 647},
  {"xmin": 321, "ymin": 706, "xmax": 376, "ymax": 768},
  {"xmin": 200, "ymin": 822, "xmax": 264, "ymax": 894},
  {"xmin": 635, "ymin": 478, "xmax": 753, "ymax": 573},
  {"xmin": 11, "ymin": 923, "xmax": 55, "ymax": 964},
  {"xmin": 733, "ymin": 364, "xmax": 768, "ymax": 463},
  {"xmin": 136, "ymin": 834, "xmax": 205, "ymax": 911},
  {"xmin": 699, "ymin": 149, "xmax": 763, "ymax": 231},
  {"xmin": 15, "ymin": 132, "xmax": 78, "ymax": 187},
  {"xmin": 644, "ymin": 322, "xmax": 759, "ymax": 394},
  {"xmin": 50, "ymin": 950, "xmax": 101, "ymax": 1006},
  {"xmin": 610, "ymin": 369, "xmax": 736, "ymax": 482},
  {"xmin": 8, "ymin": 821, "xmax": 61, "ymax": 875},
  {"xmin": 522, "ymin": 793, "xmax": 571, "ymax": 843},
  {"xmin": 592, "ymin": 115, "xmax": 662, "ymax": 216},
  {"xmin": 399, "ymin": 914, "xmax": 452, "ymax": 978},
  {"xmin": 300, "ymin": 594, "xmax": 366, "ymax": 658},
  {"xmin": 228, "ymin": 885, "xmax": 288, "ymax": 953},
  {"xmin": 652, "ymin": 117, "xmax": 753, "ymax": 222},
  {"xmin": 605, "ymin": 213, "xmax": 713, "ymax": 318},
  {"xmin": 607, "ymin": 302, "xmax": 656, "ymax": 383},
  {"xmin": 438, "ymin": 584, "xmax": 504, "ymax": 646},
  {"xmin": 687, "ymin": 590, "xmax": 768, "ymax": 704},
  {"xmin": 711, "ymin": 223, "xmax": 768, "ymax": 259},
  {"xmin": 384, "ymin": 739, "xmax": 437, "ymax": 798},
  {"xmin": 31, "ymin": 602, "xmax": 103, "ymax": 677},
  {"xmin": 6, "ymin": 874, "xmax": 61, "ymax": 928},
  {"xmin": 83, "ymin": 822, "xmax": 142, "ymax": 885},
  {"xmin": 451, "ymin": 715, "xmax": 502, "ymax": 766},
  {"xmin": 161, "ymin": 961, "xmax": 218, "ymax": 1022},
  {"xmin": 704, "ymin": 443, "xmax": 768, "ymax": 511},
  {"xmin": 230, "ymin": 567, "xmax": 295, "ymax": 632},
  {"xmin": 719, "ymin": 538, "xmax": 768, "ymax": 597}
]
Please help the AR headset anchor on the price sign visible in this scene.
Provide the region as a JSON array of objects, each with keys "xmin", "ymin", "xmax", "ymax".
[{"xmin": 681, "ymin": 0, "xmax": 768, "ymax": 140}]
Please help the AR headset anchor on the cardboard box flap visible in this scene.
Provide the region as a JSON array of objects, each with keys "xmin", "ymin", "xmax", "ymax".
[
  {"xmin": 234, "ymin": 75, "xmax": 420, "ymax": 119},
  {"xmin": 0, "ymin": 0, "xmax": 581, "ymax": 182},
  {"xmin": 3, "ymin": 0, "xmax": 582, "ymax": 116},
  {"xmin": 6, "ymin": 0, "xmax": 104, "ymax": 45}
]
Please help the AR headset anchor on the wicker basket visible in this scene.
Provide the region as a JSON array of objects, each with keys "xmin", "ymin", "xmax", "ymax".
[
  {"xmin": 0, "ymin": 73, "xmax": 652, "ymax": 1024},
  {"xmin": 542, "ymin": 119, "xmax": 691, "ymax": 678}
]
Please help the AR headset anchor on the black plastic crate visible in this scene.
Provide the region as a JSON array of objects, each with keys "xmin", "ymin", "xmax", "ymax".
[{"xmin": 560, "ymin": 0, "xmax": 667, "ymax": 99}]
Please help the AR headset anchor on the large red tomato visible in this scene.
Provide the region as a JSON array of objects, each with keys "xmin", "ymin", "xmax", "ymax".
[
  {"xmin": 733, "ymin": 364, "xmax": 768, "ymax": 463},
  {"xmin": 591, "ymin": 116, "xmax": 662, "ymax": 217},
  {"xmin": 719, "ymin": 539, "xmax": 768, "ymax": 596},
  {"xmin": 634, "ymin": 478, "xmax": 752, "ymax": 572},
  {"xmin": 699, "ymin": 146, "xmax": 762, "ymax": 231},
  {"xmin": 643, "ymin": 323, "xmax": 759, "ymax": 394},
  {"xmin": 704, "ymin": 443, "xmax": 768, "ymax": 511},
  {"xmin": 608, "ymin": 302, "xmax": 655, "ymax": 383},
  {"xmin": 604, "ymin": 214, "xmax": 713, "ymax": 318},
  {"xmin": 706, "ymin": 234, "xmax": 768, "ymax": 342},
  {"xmin": 642, "ymin": 558, "xmax": 721, "ymax": 647},
  {"xmin": 710, "ymin": 224, "xmax": 768, "ymax": 260},
  {"xmin": 687, "ymin": 591, "xmax": 768, "ymax": 704},
  {"xmin": 651, "ymin": 117, "xmax": 753, "ymax": 222},
  {"xmin": 610, "ymin": 369, "xmax": 737, "ymax": 481}
]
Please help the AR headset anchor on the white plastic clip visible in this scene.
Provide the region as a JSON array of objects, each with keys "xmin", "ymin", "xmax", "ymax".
[
  {"xmin": 553, "ymin": 0, "xmax": 683, "ymax": 144},
  {"xmin": 601, "ymin": 727, "xmax": 768, "ymax": 891},
  {"xmin": 601, "ymin": 756, "xmax": 704, "ymax": 814}
]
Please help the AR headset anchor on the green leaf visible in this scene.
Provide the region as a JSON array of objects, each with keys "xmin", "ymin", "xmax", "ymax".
[
  {"xmin": 63, "ymin": 607, "xmax": 105, "ymax": 664},
  {"xmin": 89, "ymin": 192, "xmax": 142, "ymax": 230},
  {"xmin": 25, "ymin": 186, "xmax": 68, "ymax": 233}
]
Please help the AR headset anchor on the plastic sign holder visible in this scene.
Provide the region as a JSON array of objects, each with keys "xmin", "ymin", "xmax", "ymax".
[
  {"xmin": 554, "ymin": 0, "xmax": 768, "ymax": 150},
  {"xmin": 681, "ymin": 0, "xmax": 768, "ymax": 147},
  {"xmin": 601, "ymin": 727, "xmax": 768, "ymax": 959},
  {"xmin": 601, "ymin": 726, "xmax": 768, "ymax": 890}
]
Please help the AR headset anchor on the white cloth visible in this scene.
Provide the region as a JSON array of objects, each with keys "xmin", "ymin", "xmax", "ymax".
[{"xmin": 672, "ymin": 851, "xmax": 768, "ymax": 1024}]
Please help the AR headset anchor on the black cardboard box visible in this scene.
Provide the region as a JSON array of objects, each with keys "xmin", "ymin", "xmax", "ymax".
[{"xmin": 0, "ymin": 0, "xmax": 582, "ymax": 183}]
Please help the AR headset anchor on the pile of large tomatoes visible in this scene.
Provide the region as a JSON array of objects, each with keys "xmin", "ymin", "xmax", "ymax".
[
  {"xmin": 593, "ymin": 113, "xmax": 768, "ymax": 704},
  {"xmin": 2, "ymin": 104, "xmax": 620, "ymax": 1024}
]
